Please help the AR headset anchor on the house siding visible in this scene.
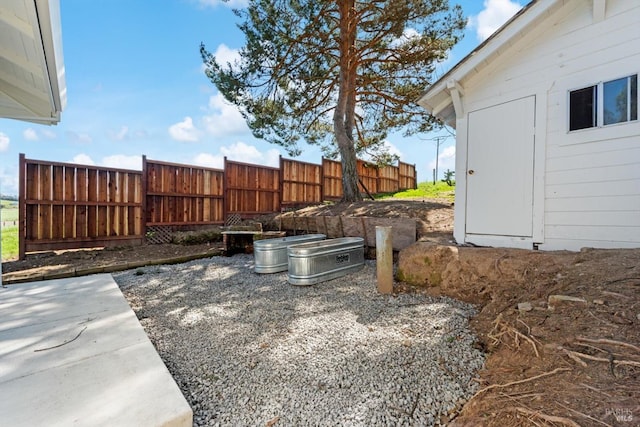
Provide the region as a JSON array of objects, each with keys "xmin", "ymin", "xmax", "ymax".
[{"xmin": 457, "ymin": 0, "xmax": 640, "ymax": 251}]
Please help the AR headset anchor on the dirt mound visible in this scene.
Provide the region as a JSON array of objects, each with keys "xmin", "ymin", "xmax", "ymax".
[
  {"xmin": 260, "ymin": 198, "xmax": 454, "ymax": 245},
  {"xmin": 398, "ymin": 243, "xmax": 640, "ymax": 426}
]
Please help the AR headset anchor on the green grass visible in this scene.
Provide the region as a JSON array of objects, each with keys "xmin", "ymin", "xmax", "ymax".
[
  {"xmin": 1, "ymin": 199, "xmax": 19, "ymax": 223},
  {"xmin": 1, "ymin": 199, "xmax": 18, "ymax": 207},
  {"xmin": 1, "ymin": 226, "xmax": 18, "ymax": 261},
  {"xmin": 1, "ymin": 207, "xmax": 18, "ymax": 222},
  {"xmin": 381, "ymin": 181, "xmax": 455, "ymax": 201}
]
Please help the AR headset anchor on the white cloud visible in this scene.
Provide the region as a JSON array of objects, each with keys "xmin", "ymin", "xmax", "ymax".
[
  {"xmin": 214, "ymin": 44, "xmax": 241, "ymax": 68},
  {"xmin": 41, "ymin": 129, "xmax": 57, "ymax": 139},
  {"xmin": 359, "ymin": 140, "xmax": 403, "ymax": 163},
  {"xmin": 66, "ymin": 131, "xmax": 93, "ymax": 144},
  {"xmin": 102, "ymin": 154, "xmax": 141, "ymax": 170},
  {"xmin": 0, "ymin": 132, "xmax": 9, "ymax": 152},
  {"xmin": 193, "ymin": 152, "xmax": 224, "ymax": 169},
  {"xmin": 108, "ymin": 126, "xmax": 129, "ymax": 141},
  {"xmin": 383, "ymin": 140, "xmax": 402, "ymax": 158},
  {"xmin": 23, "ymin": 128, "xmax": 39, "ymax": 141},
  {"xmin": 69, "ymin": 154, "xmax": 141, "ymax": 170},
  {"xmin": 221, "ymin": 141, "xmax": 280, "ymax": 166},
  {"xmin": 470, "ymin": 0, "xmax": 523, "ymax": 41},
  {"xmin": 202, "ymin": 93, "xmax": 249, "ymax": 138},
  {"xmin": 0, "ymin": 164, "xmax": 18, "ymax": 195},
  {"xmin": 169, "ymin": 116, "xmax": 200, "ymax": 142},
  {"xmin": 198, "ymin": 0, "xmax": 248, "ymax": 8},
  {"xmin": 194, "ymin": 141, "xmax": 281, "ymax": 169},
  {"xmin": 427, "ymin": 145, "xmax": 456, "ymax": 179},
  {"xmin": 390, "ymin": 28, "xmax": 420, "ymax": 48},
  {"xmin": 132, "ymin": 130, "xmax": 149, "ymax": 139},
  {"xmin": 71, "ymin": 153, "xmax": 95, "ymax": 165}
]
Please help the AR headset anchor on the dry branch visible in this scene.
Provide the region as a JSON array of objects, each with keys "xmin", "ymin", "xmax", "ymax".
[
  {"xmin": 512, "ymin": 407, "xmax": 581, "ymax": 427},
  {"xmin": 576, "ymin": 337, "xmax": 640, "ymax": 353},
  {"xmin": 563, "ymin": 348, "xmax": 640, "ymax": 367},
  {"xmin": 579, "ymin": 383, "xmax": 612, "ymax": 398},
  {"xmin": 565, "ymin": 350, "xmax": 588, "ymax": 367},
  {"xmin": 471, "ymin": 367, "xmax": 571, "ymax": 399},
  {"xmin": 556, "ymin": 402, "xmax": 613, "ymax": 427},
  {"xmin": 488, "ymin": 315, "xmax": 540, "ymax": 357}
]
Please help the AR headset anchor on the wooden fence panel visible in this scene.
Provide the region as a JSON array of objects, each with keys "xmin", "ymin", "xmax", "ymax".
[
  {"xmin": 280, "ymin": 156, "xmax": 323, "ymax": 206},
  {"xmin": 322, "ymin": 158, "xmax": 343, "ymax": 200},
  {"xmin": 357, "ymin": 160, "xmax": 378, "ymax": 195},
  {"xmin": 398, "ymin": 161, "xmax": 417, "ymax": 190},
  {"xmin": 19, "ymin": 155, "xmax": 144, "ymax": 258},
  {"xmin": 145, "ymin": 159, "xmax": 224, "ymax": 226},
  {"xmin": 377, "ymin": 164, "xmax": 400, "ymax": 193},
  {"xmin": 225, "ymin": 158, "xmax": 280, "ymax": 218}
]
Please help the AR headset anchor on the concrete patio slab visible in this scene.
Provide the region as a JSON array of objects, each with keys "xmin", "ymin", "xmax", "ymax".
[{"xmin": 0, "ymin": 274, "xmax": 192, "ymax": 427}]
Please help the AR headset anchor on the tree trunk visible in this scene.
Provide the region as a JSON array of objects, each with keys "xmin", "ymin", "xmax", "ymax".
[
  {"xmin": 338, "ymin": 135, "xmax": 360, "ymax": 201},
  {"xmin": 334, "ymin": 0, "xmax": 361, "ymax": 202}
]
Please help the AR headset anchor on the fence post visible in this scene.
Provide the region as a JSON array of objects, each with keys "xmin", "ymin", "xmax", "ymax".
[
  {"xmin": 141, "ymin": 155, "xmax": 148, "ymax": 241},
  {"xmin": 223, "ymin": 156, "xmax": 228, "ymax": 225},
  {"xmin": 18, "ymin": 153, "xmax": 26, "ymax": 260},
  {"xmin": 278, "ymin": 155, "xmax": 284, "ymax": 209}
]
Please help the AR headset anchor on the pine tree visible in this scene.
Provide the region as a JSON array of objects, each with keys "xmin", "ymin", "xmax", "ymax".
[{"xmin": 201, "ymin": 0, "xmax": 464, "ymax": 201}]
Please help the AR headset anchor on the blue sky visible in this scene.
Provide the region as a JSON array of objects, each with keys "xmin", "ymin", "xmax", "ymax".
[{"xmin": 0, "ymin": 0, "xmax": 526, "ymax": 196}]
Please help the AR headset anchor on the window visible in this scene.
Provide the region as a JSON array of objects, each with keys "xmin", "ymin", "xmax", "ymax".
[
  {"xmin": 569, "ymin": 86, "xmax": 596, "ymax": 131},
  {"xmin": 569, "ymin": 74, "xmax": 638, "ymax": 131}
]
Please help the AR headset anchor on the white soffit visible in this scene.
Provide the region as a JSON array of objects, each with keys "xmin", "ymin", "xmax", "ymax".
[{"xmin": 0, "ymin": 0, "xmax": 66, "ymax": 125}]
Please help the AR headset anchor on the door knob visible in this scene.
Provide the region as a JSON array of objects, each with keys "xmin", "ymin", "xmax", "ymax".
[{"xmin": 468, "ymin": 169, "xmax": 475, "ymax": 175}]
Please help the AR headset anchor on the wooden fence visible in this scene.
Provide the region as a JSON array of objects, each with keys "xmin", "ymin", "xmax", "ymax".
[
  {"xmin": 145, "ymin": 157, "xmax": 225, "ymax": 226},
  {"xmin": 19, "ymin": 154, "xmax": 144, "ymax": 257},
  {"xmin": 18, "ymin": 154, "xmax": 416, "ymax": 258}
]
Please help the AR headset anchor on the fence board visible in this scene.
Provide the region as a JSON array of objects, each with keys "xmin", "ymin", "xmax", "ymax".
[{"xmin": 64, "ymin": 167, "xmax": 75, "ymax": 239}]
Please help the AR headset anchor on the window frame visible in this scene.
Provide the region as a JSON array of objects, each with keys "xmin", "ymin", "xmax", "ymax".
[{"xmin": 568, "ymin": 73, "xmax": 638, "ymax": 133}]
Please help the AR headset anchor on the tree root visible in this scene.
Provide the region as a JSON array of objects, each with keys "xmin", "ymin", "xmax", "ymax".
[
  {"xmin": 471, "ymin": 367, "xmax": 571, "ymax": 399},
  {"xmin": 488, "ymin": 314, "xmax": 540, "ymax": 357},
  {"xmin": 576, "ymin": 337, "xmax": 640, "ymax": 353},
  {"xmin": 563, "ymin": 348, "xmax": 640, "ymax": 367},
  {"xmin": 512, "ymin": 406, "xmax": 581, "ymax": 427}
]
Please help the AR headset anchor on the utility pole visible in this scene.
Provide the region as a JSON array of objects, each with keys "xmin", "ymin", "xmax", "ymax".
[{"xmin": 431, "ymin": 136, "xmax": 448, "ymax": 185}]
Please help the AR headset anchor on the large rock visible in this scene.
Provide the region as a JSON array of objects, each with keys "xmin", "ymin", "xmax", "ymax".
[
  {"xmin": 396, "ymin": 242, "xmax": 457, "ymax": 287},
  {"xmin": 397, "ymin": 242, "xmax": 566, "ymax": 303}
]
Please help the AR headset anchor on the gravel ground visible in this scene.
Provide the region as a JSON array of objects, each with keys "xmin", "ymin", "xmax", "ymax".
[{"xmin": 113, "ymin": 255, "xmax": 485, "ymax": 427}]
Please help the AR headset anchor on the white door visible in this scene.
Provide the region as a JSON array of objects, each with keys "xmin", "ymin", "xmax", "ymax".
[{"xmin": 466, "ymin": 96, "xmax": 535, "ymax": 237}]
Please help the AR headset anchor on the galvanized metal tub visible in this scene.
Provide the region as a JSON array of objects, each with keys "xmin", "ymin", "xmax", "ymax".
[
  {"xmin": 254, "ymin": 234, "xmax": 326, "ymax": 273},
  {"xmin": 287, "ymin": 237, "xmax": 365, "ymax": 285}
]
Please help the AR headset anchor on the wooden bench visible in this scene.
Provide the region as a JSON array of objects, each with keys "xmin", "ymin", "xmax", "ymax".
[{"xmin": 222, "ymin": 231, "xmax": 286, "ymax": 256}]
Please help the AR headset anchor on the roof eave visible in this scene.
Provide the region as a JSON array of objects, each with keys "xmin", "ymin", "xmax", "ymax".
[
  {"xmin": 36, "ymin": 0, "xmax": 67, "ymax": 124},
  {"xmin": 418, "ymin": 0, "xmax": 555, "ymax": 125}
]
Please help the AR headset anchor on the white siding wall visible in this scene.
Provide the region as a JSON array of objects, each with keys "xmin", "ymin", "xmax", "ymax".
[{"xmin": 459, "ymin": 0, "xmax": 640, "ymax": 251}]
